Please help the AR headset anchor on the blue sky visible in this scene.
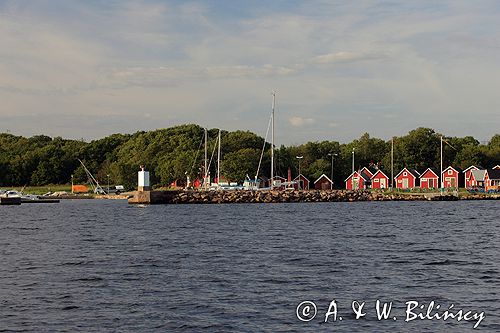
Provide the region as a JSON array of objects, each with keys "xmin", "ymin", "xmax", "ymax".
[{"xmin": 1, "ymin": 0, "xmax": 499, "ymax": 144}]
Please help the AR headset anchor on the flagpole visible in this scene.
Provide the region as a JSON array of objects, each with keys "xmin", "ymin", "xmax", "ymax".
[{"xmin": 391, "ymin": 137, "xmax": 394, "ymax": 190}]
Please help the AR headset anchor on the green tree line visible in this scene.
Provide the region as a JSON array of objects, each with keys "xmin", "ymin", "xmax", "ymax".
[{"xmin": 0, "ymin": 125, "xmax": 498, "ymax": 189}]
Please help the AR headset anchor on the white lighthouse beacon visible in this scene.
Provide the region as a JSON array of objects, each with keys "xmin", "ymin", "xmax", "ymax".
[{"xmin": 138, "ymin": 165, "xmax": 150, "ymax": 192}]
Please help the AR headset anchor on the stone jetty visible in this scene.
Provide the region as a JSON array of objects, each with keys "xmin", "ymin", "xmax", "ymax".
[{"xmin": 127, "ymin": 189, "xmax": 499, "ymax": 205}]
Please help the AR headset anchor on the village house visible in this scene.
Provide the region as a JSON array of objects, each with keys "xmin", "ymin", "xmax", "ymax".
[
  {"xmin": 419, "ymin": 168, "xmax": 440, "ymax": 189},
  {"xmin": 442, "ymin": 166, "xmax": 463, "ymax": 188},
  {"xmin": 394, "ymin": 168, "xmax": 420, "ymax": 189},
  {"xmin": 370, "ymin": 170, "xmax": 390, "ymax": 189},
  {"xmin": 463, "ymin": 165, "xmax": 481, "ymax": 188},
  {"xmin": 314, "ymin": 174, "xmax": 333, "ymax": 190}
]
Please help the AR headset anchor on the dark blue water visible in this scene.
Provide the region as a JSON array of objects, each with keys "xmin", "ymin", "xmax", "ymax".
[{"xmin": 1, "ymin": 200, "xmax": 499, "ymax": 332}]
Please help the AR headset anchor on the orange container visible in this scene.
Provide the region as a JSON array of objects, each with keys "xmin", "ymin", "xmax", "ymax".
[{"xmin": 72, "ymin": 185, "xmax": 89, "ymax": 193}]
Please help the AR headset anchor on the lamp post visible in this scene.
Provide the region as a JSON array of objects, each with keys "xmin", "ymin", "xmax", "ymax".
[
  {"xmin": 71, "ymin": 174, "xmax": 74, "ymax": 194},
  {"xmin": 296, "ymin": 156, "xmax": 303, "ymax": 189},
  {"xmin": 328, "ymin": 153, "xmax": 338, "ymax": 190},
  {"xmin": 107, "ymin": 174, "xmax": 110, "ymax": 194},
  {"xmin": 352, "ymin": 148, "xmax": 355, "ymax": 174}
]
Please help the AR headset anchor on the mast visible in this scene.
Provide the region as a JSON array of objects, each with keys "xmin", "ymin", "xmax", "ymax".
[
  {"xmin": 217, "ymin": 129, "xmax": 221, "ymax": 186},
  {"xmin": 271, "ymin": 91, "xmax": 275, "ymax": 188},
  {"xmin": 204, "ymin": 128, "xmax": 208, "ymax": 189}
]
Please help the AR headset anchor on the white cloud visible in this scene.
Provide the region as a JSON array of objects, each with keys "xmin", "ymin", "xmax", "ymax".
[
  {"xmin": 289, "ymin": 116, "xmax": 315, "ymax": 127},
  {"xmin": 1, "ymin": 1, "xmax": 500, "ymax": 143},
  {"xmin": 312, "ymin": 51, "xmax": 385, "ymax": 64}
]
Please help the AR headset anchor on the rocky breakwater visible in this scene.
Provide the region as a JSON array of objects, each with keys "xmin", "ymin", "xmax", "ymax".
[
  {"xmin": 128, "ymin": 189, "xmax": 489, "ymax": 204},
  {"xmin": 166, "ymin": 190, "xmax": 414, "ymax": 204}
]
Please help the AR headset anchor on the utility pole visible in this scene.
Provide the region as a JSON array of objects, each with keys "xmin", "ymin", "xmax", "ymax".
[{"xmin": 271, "ymin": 91, "xmax": 275, "ymax": 188}]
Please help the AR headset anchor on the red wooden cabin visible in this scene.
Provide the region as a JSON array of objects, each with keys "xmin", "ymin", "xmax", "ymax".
[
  {"xmin": 463, "ymin": 165, "xmax": 481, "ymax": 188},
  {"xmin": 442, "ymin": 166, "xmax": 463, "ymax": 188},
  {"xmin": 314, "ymin": 174, "xmax": 333, "ymax": 190},
  {"xmin": 485, "ymin": 169, "xmax": 500, "ymax": 192},
  {"xmin": 394, "ymin": 168, "xmax": 420, "ymax": 189},
  {"xmin": 370, "ymin": 170, "xmax": 389, "ymax": 189},
  {"xmin": 345, "ymin": 170, "xmax": 370, "ymax": 190},
  {"xmin": 293, "ymin": 174, "xmax": 310, "ymax": 190},
  {"xmin": 419, "ymin": 168, "xmax": 439, "ymax": 189}
]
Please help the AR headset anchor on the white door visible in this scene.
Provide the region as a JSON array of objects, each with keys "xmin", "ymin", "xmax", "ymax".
[
  {"xmin": 380, "ymin": 178, "xmax": 386, "ymax": 188},
  {"xmin": 402, "ymin": 178, "xmax": 409, "ymax": 189}
]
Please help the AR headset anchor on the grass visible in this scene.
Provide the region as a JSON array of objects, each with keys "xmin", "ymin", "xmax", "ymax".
[{"xmin": 6, "ymin": 184, "xmax": 72, "ymax": 195}]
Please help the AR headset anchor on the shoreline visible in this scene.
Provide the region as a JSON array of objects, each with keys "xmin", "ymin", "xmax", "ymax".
[{"xmin": 128, "ymin": 189, "xmax": 500, "ymax": 205}]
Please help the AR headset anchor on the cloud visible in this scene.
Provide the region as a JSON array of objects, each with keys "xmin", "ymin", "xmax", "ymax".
[
  {"xmin": 1, "ymin": 1, "xmax": 500, "ymax": 144},
  {"xmin": 312, "ymin": 51, "xmax": 385, "ymax": 64},
  {"xmin": 289, "ymin": 116, "xmax": 315, "ymax": 127}
]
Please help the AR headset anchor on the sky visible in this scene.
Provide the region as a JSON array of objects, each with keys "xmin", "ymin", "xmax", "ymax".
[{"xmin": 1, "ymin": 0, "xmax": 499, "ymax": 145}]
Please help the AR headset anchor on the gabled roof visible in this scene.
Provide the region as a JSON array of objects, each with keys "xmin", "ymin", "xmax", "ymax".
[
  {"xmin": 395, "ymin": 167, "xmax": 420, "ymax": 179},
  {"xmin": 370, "ymin": 169, "xmax": 389, "ymax": 180},
  {"xmin": 442, "ymin": 166, "xmax": 463, "ymax": 174},
  {"xmin": 344, "ymin": 171, "xmax": 370, "ymax": 182},
  {"xmin": 486, "ymin": 169, "xmax": 500, "ymax": 180},
  {"xmin": 359, "ymin": 170, "xmax": 371, "ymax": 181},
  {"xmin": 463, "ymin": 165, "xmax": 482, "ymax": 173},
  {"xmin": 471, "ymin": 169, "xmax": 486, "ymax": 181},
  {"xmin": 314, "ymin": 174, "xmax": 332, "ymax": 184},
  {"xmin": 494, "ymin": 165, "xmax": 500, "ymax": 170},
  {"xmin": 293, "ymin": 174, "xmax": 309, "ymax": 181},
  {"xmin": 360, "ymin": 166, "xmax": 377, "ymax": 177},
  {"xmin": 419, "ymin": 168, "xmax": 439, "ymax": 178}
]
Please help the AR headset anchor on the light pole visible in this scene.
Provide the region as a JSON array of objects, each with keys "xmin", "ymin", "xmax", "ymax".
[
  {"xmin": 296, "ymin": 156, "xmax": 303, "ymax": 189},
  {"xmin": 328, "ymin": 153, "xmax": 338, "ymax": 190},
  {"xmin": 71, "ymin": 174, "xmax": 74, "ymax": 194},
  {"xmin": 107, "ymin": 174, "xmax": 110, "ymax": 194},
  {"xmin": 352, "ymin": 148, "xmax": 355, "ymax": 174}
]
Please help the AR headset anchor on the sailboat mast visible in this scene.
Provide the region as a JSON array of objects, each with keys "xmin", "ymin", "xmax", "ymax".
[
  {"xmin": 271, "ymin": 91, "xmax": 275, "ymax": 188},
  {"xmin": 204, "ymin": 128, "xmax": 208, "ymax": 188},
  {"xmin": 217, "ymin": 129, "xmax": 221, "ymax": 185}
]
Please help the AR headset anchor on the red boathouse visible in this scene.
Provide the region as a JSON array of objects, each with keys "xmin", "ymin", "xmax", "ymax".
[
  {"xmin": 394, "ymin": 168, "xmax": 420, "ymax": 189},
  {"xmin": 419, "ymin": 168, "xmax": 439, "ymax": 189}
]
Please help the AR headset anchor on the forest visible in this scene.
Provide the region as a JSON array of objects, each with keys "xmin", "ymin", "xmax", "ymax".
[{"xmin": 0, "ymin": 124, "xmax": 499, "ymax": 189}]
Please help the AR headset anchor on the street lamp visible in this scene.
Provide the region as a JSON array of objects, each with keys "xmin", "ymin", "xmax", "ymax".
[
  {"xmin": 328, "ymin": 153, "xmax": 338, "ymax": 190},
  {"xmin": 107, "ymin": 174, "xmax": 110, "ymax": 194},
  {"xmin": 351, "ymin": 148, "xmax": 355, "ymax": 174},
  {"xmin": 296, "ymin": 156, "xmax": 303, "ymax": 189},
  {"xmin": 71, "ymin": 174, "xmax": 74, "ymax": 194}
]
